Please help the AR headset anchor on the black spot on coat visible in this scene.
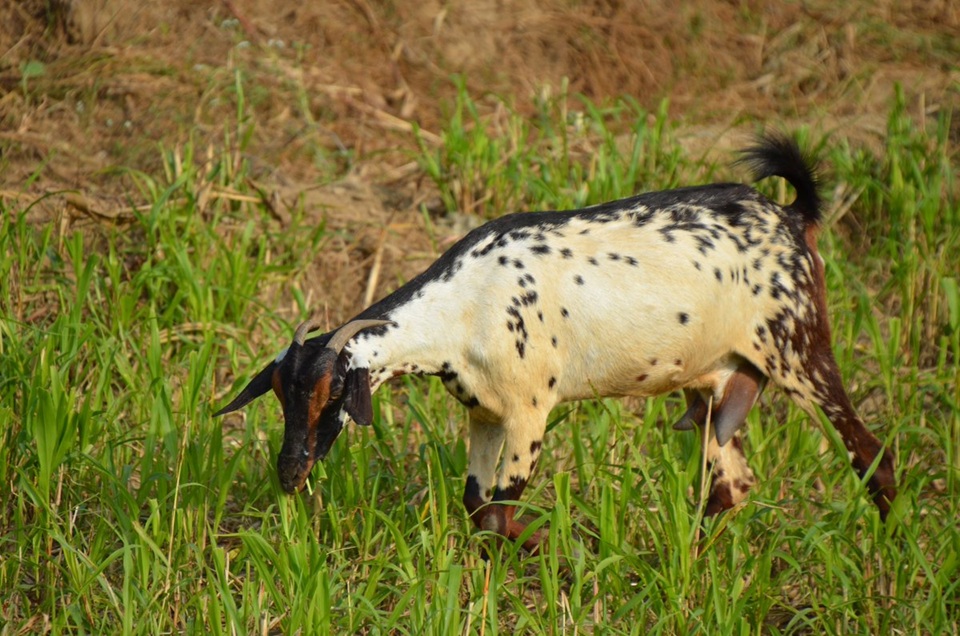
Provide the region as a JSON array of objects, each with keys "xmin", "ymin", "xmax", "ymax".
[{"xmin": 530, "ymin": 244, "xmax": 551, "ymax": 256}]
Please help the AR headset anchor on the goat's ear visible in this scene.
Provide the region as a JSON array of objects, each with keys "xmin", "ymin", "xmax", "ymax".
[
  {"xmin": 342, "ymin": 367, "xmax": 374, "ymax": 426},
  {"xmin": 214, "ymin": 361, "xmax": 277, "ymax": 416}
]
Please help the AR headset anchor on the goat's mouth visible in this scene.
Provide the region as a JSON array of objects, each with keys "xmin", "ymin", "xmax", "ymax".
[
  {"xmin": 276, "ymin": 417, "xmax": 345, "ymax": 494},
  {"xmin": 277, "ymin": 453, "xmax": 314, "ymax": 494}
]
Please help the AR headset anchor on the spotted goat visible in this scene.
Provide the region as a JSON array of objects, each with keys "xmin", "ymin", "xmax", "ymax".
[{"xmin": 215, "ymin": 134, "xmax": 897, "ymax": 550}]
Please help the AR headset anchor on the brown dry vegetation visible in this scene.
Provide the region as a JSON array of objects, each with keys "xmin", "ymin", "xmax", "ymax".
[{"xmin": 1, "ymin": 0, "xmax": 958, "ymax": 319}]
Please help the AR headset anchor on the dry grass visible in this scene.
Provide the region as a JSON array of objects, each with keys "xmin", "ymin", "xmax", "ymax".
[{"xmin": 1, "ymin": 0, "xmax": 958, "ymax": 322}]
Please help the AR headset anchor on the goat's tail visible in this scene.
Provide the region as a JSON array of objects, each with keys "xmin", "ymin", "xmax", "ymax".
[{"xmin": 738, "ymin": 133, "xmax": 822, "ymax": 227}]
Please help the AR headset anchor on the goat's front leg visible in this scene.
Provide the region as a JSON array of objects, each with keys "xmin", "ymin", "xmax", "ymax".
[
  {"xmin": 491, "ymin": 413, "xmax": 547, "ymax": 551},
  {"xmin": 463, "ymin": 407, "xmax": 504, "ymax": 534},
  {"xmin": 463, "ymin": 407, "xmax": 546, "ymax": 552}
]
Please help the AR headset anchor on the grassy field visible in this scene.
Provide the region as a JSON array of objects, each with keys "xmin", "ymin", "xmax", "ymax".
[{"xmin": 1, "ymin": 82, "xmax": 958, "ymax": 634}]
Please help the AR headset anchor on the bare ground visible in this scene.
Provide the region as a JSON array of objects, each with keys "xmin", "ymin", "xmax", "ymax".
[{"xmin": 1, "ymin": 0, "xmax": 958, "ymax": 320}]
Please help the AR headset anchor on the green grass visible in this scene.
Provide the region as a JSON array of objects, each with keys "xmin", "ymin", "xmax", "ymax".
[{"xmin": 1, "ymin": 84, "xmax": 958, "ymax": 634}]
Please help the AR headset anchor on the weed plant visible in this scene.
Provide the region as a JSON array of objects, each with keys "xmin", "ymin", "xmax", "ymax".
[{"xmin": 1, "ymin": 85, "xmax": 957, "ymax": 634}]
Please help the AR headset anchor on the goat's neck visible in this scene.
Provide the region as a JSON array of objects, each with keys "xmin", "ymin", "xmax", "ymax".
[{"xmin": 344, "ymin": 316, "xmax": 456, "ymax": 390}]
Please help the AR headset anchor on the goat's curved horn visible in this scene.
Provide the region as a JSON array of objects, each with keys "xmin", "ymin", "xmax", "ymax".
[
  {"xmin": 326, "ymin": 319, "xmax": 393, "ymax": 353},
  {"xmin": 293, "ymin": 317, "xmax": 325, "ymax": 346}
]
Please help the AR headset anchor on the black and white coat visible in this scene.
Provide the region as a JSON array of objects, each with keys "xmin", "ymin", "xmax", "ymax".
[{"xmin": 216, "ymin": 135, "xmax": 896, "ymax": 550}]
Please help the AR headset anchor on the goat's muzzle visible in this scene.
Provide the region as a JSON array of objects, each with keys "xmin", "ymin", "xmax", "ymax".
[{"xmin": 277, "ymin": 452, "xmax": 313, "ymax": 494}]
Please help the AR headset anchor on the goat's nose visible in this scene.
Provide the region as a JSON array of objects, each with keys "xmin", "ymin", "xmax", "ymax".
[{"xmin": 277, "ymin": 454, "xmax": 306, "ymax": 493}]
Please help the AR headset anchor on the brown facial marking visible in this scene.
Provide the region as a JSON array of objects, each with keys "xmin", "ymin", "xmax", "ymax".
[
  {"xmin": 272, "ymin": 367, "xmax": 286, "ymax": 409},
  {"xmin": 306, "ymin": 373, "xmax": 333, "ymax": 444}
]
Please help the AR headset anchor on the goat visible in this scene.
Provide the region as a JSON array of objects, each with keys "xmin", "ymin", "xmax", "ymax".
[{"xmin": 215, "ymin": 134, "xmax": 897, "ymax": 550}]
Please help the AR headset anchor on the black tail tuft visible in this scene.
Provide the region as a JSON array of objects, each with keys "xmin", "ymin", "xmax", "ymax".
[{"xmin": 737, "ymin": 133, "xmax": 822, "ymax": 226}]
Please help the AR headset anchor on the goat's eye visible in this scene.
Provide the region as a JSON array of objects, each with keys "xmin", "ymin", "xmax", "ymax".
[{"xmin": 327, "ymin": 376, "xmax": 345, "ymax": 399}]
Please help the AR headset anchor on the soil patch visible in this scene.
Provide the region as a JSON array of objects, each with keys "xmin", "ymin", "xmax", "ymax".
[{"xmin": 1, "ymin": 0, "xmax": 957, "ymax": 318}]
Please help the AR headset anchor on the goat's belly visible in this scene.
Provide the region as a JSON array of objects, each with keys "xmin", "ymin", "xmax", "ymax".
[
  {"xmin": 555, "ymin": 340, "xmax": 751, "ymax": 405},
  {"xmin": 555, "ymin": 341, "xmax": 719, "ymax": 400}
]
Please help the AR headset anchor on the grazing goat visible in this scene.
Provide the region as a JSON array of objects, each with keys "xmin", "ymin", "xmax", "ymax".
[{"xmin": 215, "ymin": 134, "xmax": 897, "ymax": 550}]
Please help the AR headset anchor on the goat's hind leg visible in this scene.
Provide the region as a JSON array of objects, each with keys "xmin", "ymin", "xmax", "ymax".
[
  {"xmin": 698, "ymin": 377, "xmax": 761, "ymax": 518},
  {"xmin": 784, "ymin": 353, "xmax": 897, "ymax": 519},
  {"xmin": 675, "ymin": 364, "xmax": 766, "ymax": 517},
  {"xmin": 676, "ymin": 409, "xmax": 757, "ymax": 518},
  {"xmin": 675, "ymin": 396, "xmax": 754, "ymax": 517},
  {"xmin": 703, "ymin": 431, "xmax": 756, "ymax": 517}
]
